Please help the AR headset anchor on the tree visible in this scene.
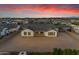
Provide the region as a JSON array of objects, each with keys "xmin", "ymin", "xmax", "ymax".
[
  {"xmin": 53, "ymin": 48, "xmax": 58, "ymax": 55},
  {"xmin": 53, "ymin": 48, "xmax": 63, "ymax": 55},
  {"xmin": 57, "ymin": 48, "xmax": 63, "ymax": 55},
  {"xmin": 72, "ymin": 49, "xmax": 78, "ymax": 55},
  {"xmin": 63, "ymin": 49, "xmax": 70, "ymax": 55}
]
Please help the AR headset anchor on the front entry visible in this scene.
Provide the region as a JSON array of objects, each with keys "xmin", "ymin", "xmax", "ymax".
[{"xmin": 34, "ymin": 32, "xmax": 44, "ymax": 37}]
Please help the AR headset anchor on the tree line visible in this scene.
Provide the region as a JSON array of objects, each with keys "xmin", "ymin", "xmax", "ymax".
[{"xmin": 27, "ymin": 48, "xmax": 79, "ymax": 55}]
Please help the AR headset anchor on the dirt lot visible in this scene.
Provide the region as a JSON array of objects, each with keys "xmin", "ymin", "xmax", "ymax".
[{"xmin": 0, "ymin": 32, "xmax": 79, "ymax": 52}]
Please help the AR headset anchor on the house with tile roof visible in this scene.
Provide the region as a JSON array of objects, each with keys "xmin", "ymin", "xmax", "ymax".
[
  {"xmin": 21, "ymin": 22, "xmax": 58, "ymax": 37},
  {"xmin": 0, "ymin": 21, "xmax": 21, "ymax": 38}
]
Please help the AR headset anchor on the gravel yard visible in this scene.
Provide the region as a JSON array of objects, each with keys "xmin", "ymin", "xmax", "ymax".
[{"xmin": 0, "ymin": 32, "xmax": 79, "ymax": 52}]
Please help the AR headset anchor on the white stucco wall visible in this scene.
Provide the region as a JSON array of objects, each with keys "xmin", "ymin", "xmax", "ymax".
[
  {"xmin": 73, "ymin": 27, "xmax": 79, "ymax": 33},
  {"xmin": 8, "ymin": 26, "xmax": 19, "ymax": 32},
  {"xmin": 44, "ymin": 30, "xmax": 57, "ymax": 37},
  {"xmin": 8, "ymin": 28, "xmax": 16, "ymax": 32},
  {"xmin": 16, "ymin": 25, "xmax": 20, "ymax": 31},
  {"xmin": 1, "ymin": 28, "xmax": 8, "ymax": 36},
  {"xmin": 21, "ymin": 29, "xmax": 34, "ymax": 37}
]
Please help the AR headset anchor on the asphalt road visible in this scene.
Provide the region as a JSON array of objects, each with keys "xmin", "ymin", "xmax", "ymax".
[{"xmin": 0, "ymin": 32, "xmax": 79, "ymax": 52}]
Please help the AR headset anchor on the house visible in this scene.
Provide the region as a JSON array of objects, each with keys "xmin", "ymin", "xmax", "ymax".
[
  {"xmin": 21, "ymin": 22, "xmax": 58, "ymax": 37},
  {"xmin": 21, "ymin": 29, "xmax": 34, "ymax": 37},
  {"xmin": 73, "ymin": 26, "xmax": 79, "ymax": 33},
  {"xmin": 1, "ymin": 28, "xmax": 9, "ymax": 36},
  {"xmin": 23, "ymin": 19, "xmax": 29, "ymax": 24},
  {"xmin": 60, "ymin": 26, "xmax": 72, "ymax": 32},
  {"xmin": 70, "ymin": 24, "xmax": 79, "ymax": 33},
  {"xmin": 0, "ymin": 23, "xmax": 8, "ymax": 38},
  {"xmin": 0, "ymin": 27, "xmax": 9, "ymax": 38},
  {"xmin": 0, "ymin": 29, "xmax": 3, "ymax": 38},
  {"xmin": 6, "ymin": 23, "xmax": 21, "ymax": 33},
  {"xmin": 21, "ymin": 29, "xmax": 58, "ymax": 37},
  {"xmin": 0, "ymin": 22, "xmax": 21, "ymax": 39},
  {"xmin": 44, "ymin": 30, "xmax": 57, "ymax": 37}
]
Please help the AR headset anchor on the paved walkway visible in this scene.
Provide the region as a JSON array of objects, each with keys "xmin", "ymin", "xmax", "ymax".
[{"xmin": 0, "ymin": 32, "xmax": 79, "ymax": 52}]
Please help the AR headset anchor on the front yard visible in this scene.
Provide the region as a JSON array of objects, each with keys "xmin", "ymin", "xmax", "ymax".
[{"xmin": 0, "ymin": 32, "xmax": 79, "ymax": 52}]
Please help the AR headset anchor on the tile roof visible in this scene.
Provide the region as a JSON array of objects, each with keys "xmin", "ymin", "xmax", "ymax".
[{"xmin": 23, "ymin": 22, "xmax": 57, "ymax": 32}]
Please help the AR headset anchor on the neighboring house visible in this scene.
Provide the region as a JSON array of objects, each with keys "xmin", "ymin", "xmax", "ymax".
[
  {"xmin": 21, "ymin": 22, "xmax": 58, "ymax": 37},
  {"xmin": 23, "ymin": 19, "xmax": 29, "ymax": 24},
  {"xmin": 1, "ymin": 28, "xmax": 9, "ymax": 35},
  {"xmin": 0, "ymin": 22, "xmax": 21, "ymax": 38},
  {"xmin": 55, "ymin": 23, "xmax": 72, "ymax": 32},
  {"xmin": 0, "ymin": 29, "xmax": 3, "ymax": 38},
  {"xmin": 70, "ymin": 24, "xmax": 79, "ymax": 33},
  {"xmin": 60, "ymin": 26, "xmax": 72, "ymax": 32},
  {"xmin": 73, "ymin": 27, "xmax": 79, "ymax": 33},
  {"xmin": 0, "ymin": 27, "xmax": 9, "ymax": 38},
  {"xmin": 7, "ymin": 24, "xmax": 20, "ymax": 33}
]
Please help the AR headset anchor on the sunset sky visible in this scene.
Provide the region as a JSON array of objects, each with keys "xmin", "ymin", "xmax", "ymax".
[{"xmin": 0, "ymin": 4, "xmax": 79, "ymax": 17}]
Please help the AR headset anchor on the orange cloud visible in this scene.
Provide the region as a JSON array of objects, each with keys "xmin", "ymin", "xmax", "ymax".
[
  {"xmin": 0, "ymin": 4, "xmax": 79, "ymax": 16},
  {"xmin": 11, "ymin": 5, "xmax": 79, "ymax": 15}
]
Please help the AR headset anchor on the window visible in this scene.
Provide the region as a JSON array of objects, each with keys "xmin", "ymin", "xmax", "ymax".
[
  {"xmin": 40, "ymin": 32, "xmax": 43, "ymax": 34},
  {"xmin": 24, "ymin": 32, "xmax": 27, "ymax": 35},
  {"xmin": 35, "ymin": 32, "xmax": 38, "ymax": 34},
  {"xmin": 48, "ymin": 32, "xmax": 55, "ymax": 35},
  {"xmin": 28, "ymin": 32, "xmax": 31, "ymax": 35}
]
